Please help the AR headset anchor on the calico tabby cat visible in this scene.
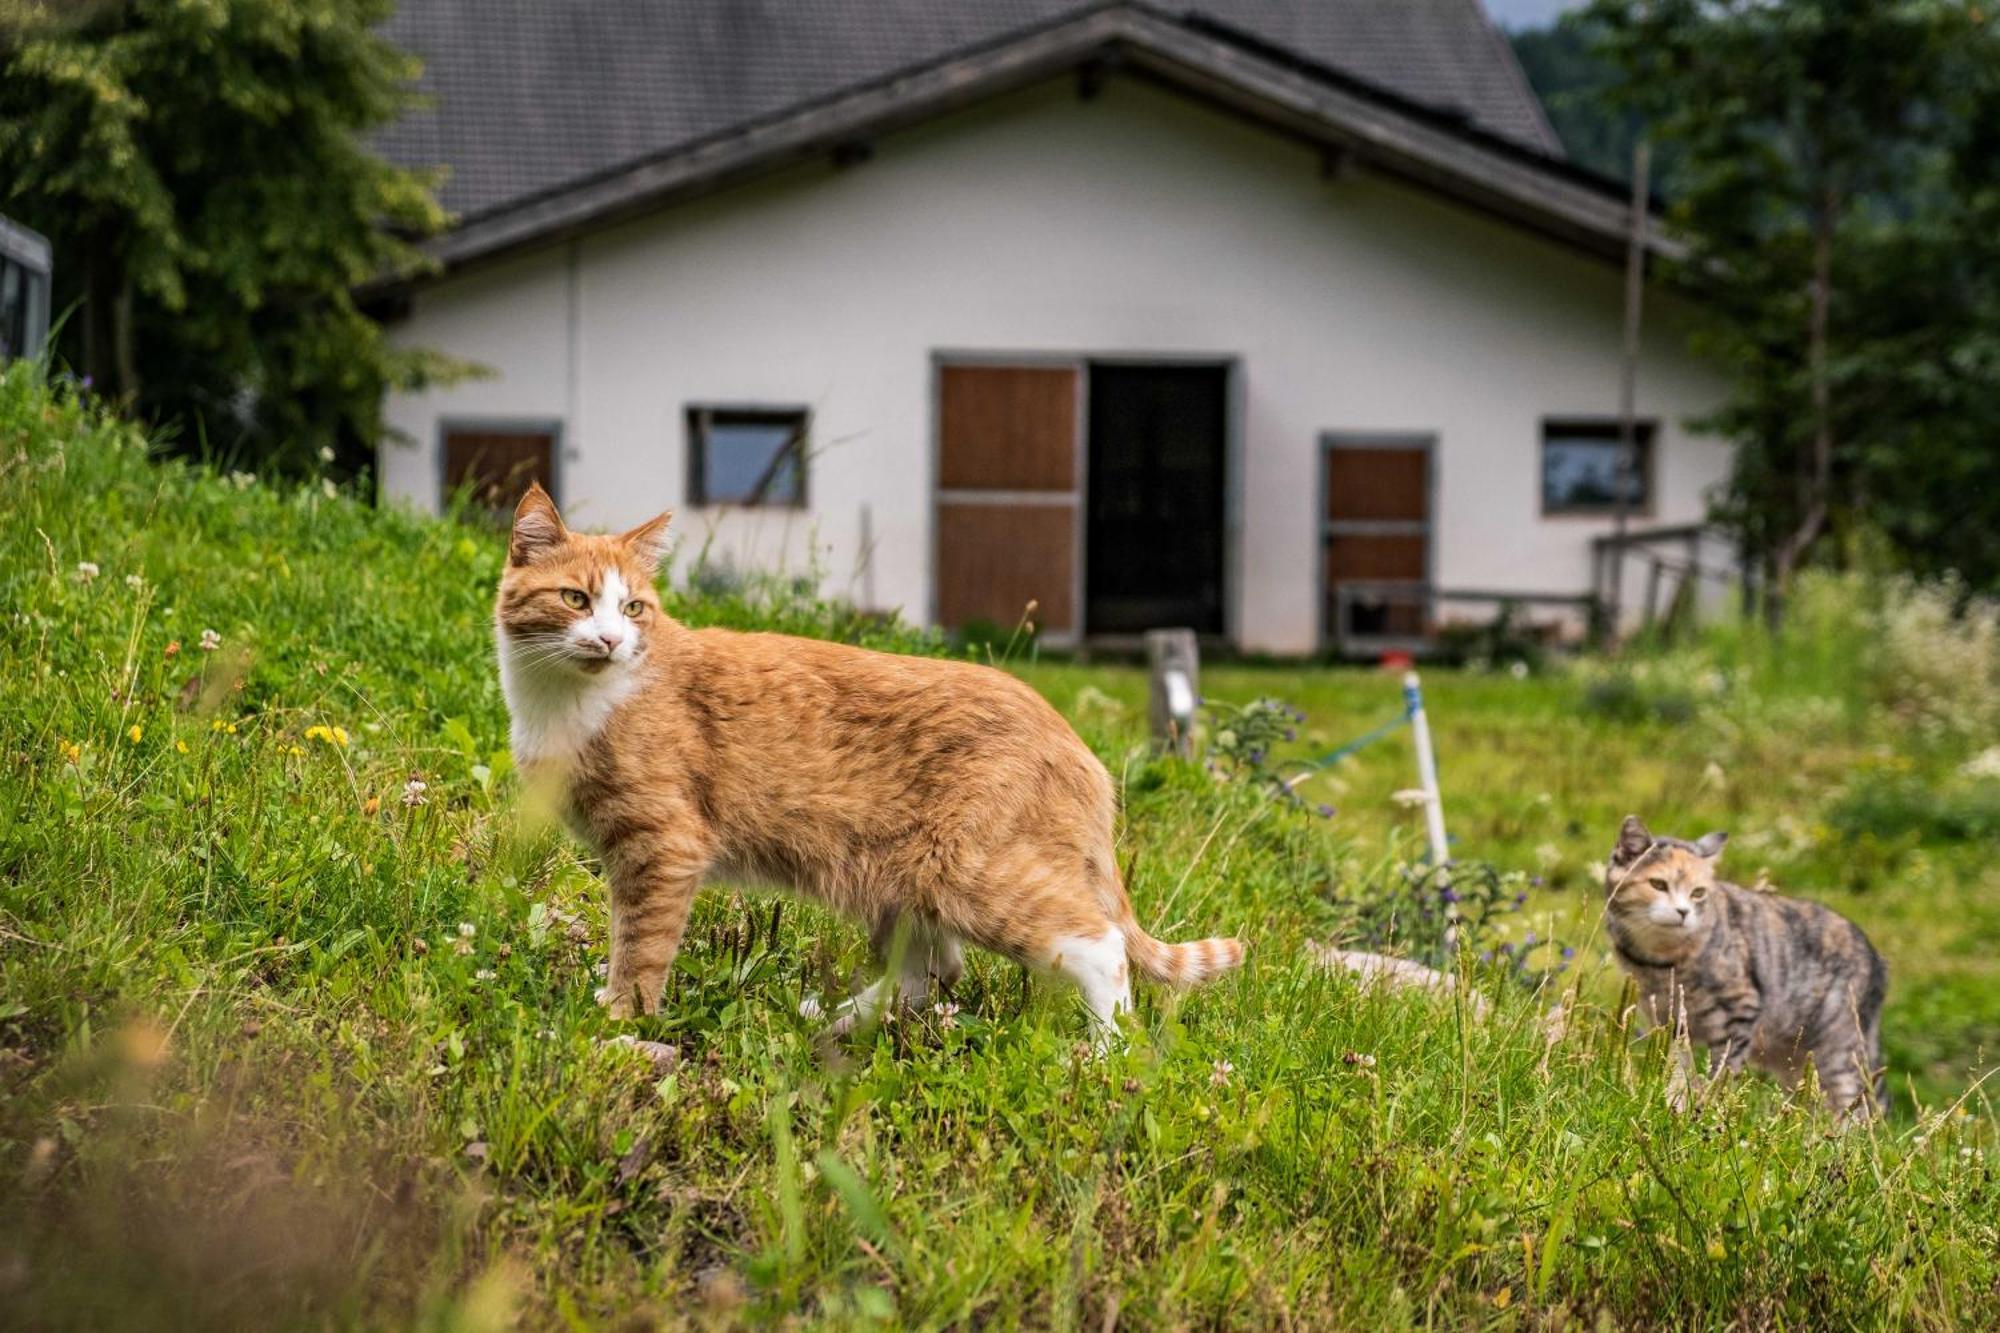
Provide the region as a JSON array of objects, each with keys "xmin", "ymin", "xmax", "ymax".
[
  {"xmin": 495, "ymin": 484, "xmax": 1244, "ymax": 1036},
  {"xmin": 1604, "ymin": 816, "xmax": 1887, "ymax": 1119}
]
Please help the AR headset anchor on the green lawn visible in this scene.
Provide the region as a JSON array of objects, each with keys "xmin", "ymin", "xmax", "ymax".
[{"xmin": 3, "ymin": 364, "xmax": 1996, "ymax": 1329}]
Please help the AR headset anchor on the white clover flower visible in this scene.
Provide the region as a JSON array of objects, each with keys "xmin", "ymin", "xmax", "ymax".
[
  {"xmin": 457, "ymin": 921, "xmax": 476, "ymax": 938},
  {"xmin": 402, "ymin": 777, "xmax": 429, "ymax": 807},
  {"xmin": 318, "ymin": 446, "xmax": 336, "ymax": 464},
  {"xmin": 1391, "ymin": 788, "xmax": 1431, "ymax": 809},
  {"xmin": 198, "ymin": 628, "xmax": 222, "ymax": 652},
  {"xmin": 1210, "ymin": 1059, "xmax": 1234, "ymax": 1087},
  {"xmin": 320, "ymin": 478, "xmax": 338, "ymax": 500},
  {"xmin": 125, "ymin": 573, "xmax": 145, "ymax": 590},
  {"xmin": 75, "ymin": 561, "xmax": 99, "ymax": 582},
  {"xmin": 932, "ymin": 1000, "xmax": 959, "ymax": 1027},
  {"xmin": 474, "ymin": 968, "xmax": 495, "ymax": 982},
  {"xmin": 229, "ymin": 471, "xmax": 256, "ymax": 490}
]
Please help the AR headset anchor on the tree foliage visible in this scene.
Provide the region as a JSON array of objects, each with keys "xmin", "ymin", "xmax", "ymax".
[
  {"xmin": 0, "ymin": 0, "xmax": 455, "ymax": 473},
  {"xmin": 1584, "ymin": 0, "xmax": 2000, "ymax": 595}
]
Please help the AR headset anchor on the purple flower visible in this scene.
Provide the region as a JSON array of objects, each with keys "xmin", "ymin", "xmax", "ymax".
[
  {"xmin": 1523, "ymin": 931, "xmax": 1537, "ymax": 946},
  {"xmin": 1479, "ymin": 950, "xmax": 1493, "ymax": 964},
  {"xmin": 1316, "ymin": 804, "xmax": 1336, "ymax": 818},
  {"xmin": 1283, "ymin": 728, "xmax": 1296, "ymax": 742},
  {"xmin": 1440, "ymin": 888, "xmax": 1460, "ymax": 904},
  {"xmin": 1561, "ymin": 946, "xmax": 1576, "ymax": 960},
  {"xmin": 1514, "ymin": 891, "xmax": 1529, "ymax": 907},
  {"xmin": 80, "ymin": 374, "xmax": 94, "ymax": 390},
  {"xmin": 1529, "ymin": 875, "xmax": 1545, "ymax": 888}
]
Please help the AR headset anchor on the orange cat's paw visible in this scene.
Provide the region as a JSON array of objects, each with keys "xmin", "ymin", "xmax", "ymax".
[{"xmin": 596, "ymin": 985, "xmax": 637, "ymax": 1020}]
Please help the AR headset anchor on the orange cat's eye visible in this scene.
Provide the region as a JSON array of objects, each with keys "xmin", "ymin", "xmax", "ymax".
[
  {"xmin": 1648, "ymin": 878, "xmax": 1670, "ymax": 892},
  {"xmin": 1690, "ymin": 885, "xmax": 1709, "ymax": 900},
  {"xmin": 623, "ymin": 600, "xmax": 646, "ymax": 618},
  {"xmin": 559, "ymin": 588, "xmax": 589, "ymax": 610}
]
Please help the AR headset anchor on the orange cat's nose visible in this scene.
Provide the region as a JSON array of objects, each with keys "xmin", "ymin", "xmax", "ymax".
[{"xmin": 596, "ymin": 631, "xmax": 625, "ymax": 653}]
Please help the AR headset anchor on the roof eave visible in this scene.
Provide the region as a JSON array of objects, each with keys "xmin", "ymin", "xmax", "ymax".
[{"xmin": 367, "ymin": 6, "xmax": 1676, "ymax": 298}]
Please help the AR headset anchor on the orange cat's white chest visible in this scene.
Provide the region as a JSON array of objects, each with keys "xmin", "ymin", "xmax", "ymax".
[{"xmin": 496, "ymin": 631, "xmax": 643, "ymax": 764}]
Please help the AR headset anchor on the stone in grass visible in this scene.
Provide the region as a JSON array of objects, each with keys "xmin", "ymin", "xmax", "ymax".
[{"xmin": 606, "ymin": 1034, "xmax": 681, "ymax": 1074}]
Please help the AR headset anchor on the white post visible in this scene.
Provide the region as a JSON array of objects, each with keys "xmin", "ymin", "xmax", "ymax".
[{"xmin": 1403, "ymin": 671, "xmax": 1455, "ymax": 948}]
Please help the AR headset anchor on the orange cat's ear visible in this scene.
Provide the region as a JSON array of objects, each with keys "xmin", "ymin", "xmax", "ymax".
[
  {"xmin": 509, "ymin": 483, "xmax": 568, "ymax": 567},
  {"xmin": 619, "ymin": 510, "xmax": 674, "ymax": 573}
]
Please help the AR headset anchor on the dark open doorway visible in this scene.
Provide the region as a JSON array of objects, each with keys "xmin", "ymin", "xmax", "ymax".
[{"xmin": 1085, "ymin": 363, "xmax": 1229, "ymax": 636}]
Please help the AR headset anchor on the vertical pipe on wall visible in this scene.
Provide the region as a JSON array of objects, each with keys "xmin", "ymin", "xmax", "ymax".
[{"xmin": 1608, "ymin": 139, "xmax": 1652, "ymax": 642}]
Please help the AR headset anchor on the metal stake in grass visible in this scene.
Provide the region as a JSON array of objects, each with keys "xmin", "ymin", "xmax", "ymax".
[{"xmin": 1403, "ymin": 672, "xmax": 1455, "ymax": 949}]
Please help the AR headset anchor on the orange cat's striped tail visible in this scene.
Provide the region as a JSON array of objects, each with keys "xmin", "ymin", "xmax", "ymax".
[{"xmin": 1124, "ymin": 923, "xmax": 1246, "ymax": 987}]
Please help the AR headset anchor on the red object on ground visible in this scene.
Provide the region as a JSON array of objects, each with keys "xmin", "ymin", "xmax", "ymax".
[{"xmin": 1379, "ymin": 651, "xmax": 1415, "ymax": 671}]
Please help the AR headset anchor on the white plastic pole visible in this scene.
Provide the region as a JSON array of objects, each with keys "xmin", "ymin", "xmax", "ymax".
[{"xmin": 1403, "ymin": 671, "xmax": 1455, "ymax": 948}]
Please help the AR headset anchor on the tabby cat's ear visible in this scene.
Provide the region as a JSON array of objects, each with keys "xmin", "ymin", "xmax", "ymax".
[
  {"xmin": 1613, "ymin": 815, "xmax": 1652, "ymax": 865},
  {"xmin": 619, "ymin": 510, "xmax": 674, "ymax": 574},
  {"xmin": 1692, "ymin": 831, "xmax": 1728, "ymax": 860},
  {"xmin": 509, "ymin": 483, "xmax": 569, "ymax": 567}
]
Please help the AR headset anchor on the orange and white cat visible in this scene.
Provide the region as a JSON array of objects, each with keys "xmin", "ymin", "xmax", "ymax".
[{"xmin": 495, "ymin": 484, "xmax": 1244, "ymax": 1036}]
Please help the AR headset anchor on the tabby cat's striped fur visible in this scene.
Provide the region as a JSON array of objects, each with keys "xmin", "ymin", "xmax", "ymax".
[{"xmin": 1606, "ymin": 816, "xmax": 1887, "ymax": 1119}]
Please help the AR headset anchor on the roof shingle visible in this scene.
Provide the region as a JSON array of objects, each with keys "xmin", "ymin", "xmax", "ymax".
[{"xmin": 378, "ymin": 0, "xmax": 1561, "ymax": 222}]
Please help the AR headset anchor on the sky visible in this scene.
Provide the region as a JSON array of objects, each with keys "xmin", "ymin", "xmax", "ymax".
[{"xmin": 1483, "ymin": 0, "xmax": 1580, "ymax": 29}]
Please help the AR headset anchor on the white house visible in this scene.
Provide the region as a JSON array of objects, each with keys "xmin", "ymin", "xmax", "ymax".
[{"xmin": 372, "ymin": 1, "xmax": 1729, "ymax": 655}]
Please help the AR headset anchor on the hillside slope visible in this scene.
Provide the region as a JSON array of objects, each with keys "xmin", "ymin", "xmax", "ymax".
[{"xmin": 1, "ymin": 364, "xmax": 1993, "ymax": 1328}]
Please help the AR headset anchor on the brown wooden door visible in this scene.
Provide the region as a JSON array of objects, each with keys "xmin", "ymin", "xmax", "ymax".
[
  {"xmin": 443, "ymin": 426, "xmax": 557, "ymax": 513},
  {"xmin": 935, "ymin": 364, "xmax": 1079, "ymax": 636},
  {"xmin": 1322, "ymin": 439, "xmax": 1432, "ymax": 647}
]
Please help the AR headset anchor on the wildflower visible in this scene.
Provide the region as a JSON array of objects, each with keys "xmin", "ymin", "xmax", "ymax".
[
  {"xmin": 932, "ymin": 1000, "xmax": 960, "ymax": 1028},
  {"xmin": 1509, "ymin": 661, "xmax": 1530, "ymax": 680},
  {"xmin": 59, "ymin": 740, "xmax": 82, "ymax": 765},
  {"xmin": 458, "ymin": 922, "xmax": 477, "ymax": 938},
  {"xmin": 474, "ymin": 968, "xmax": 496, "ymax": 982},
  {"xmin": 1391, "ymin": 788, "xmax": 1430, "ymax": 809},
  {"xmin": 318, "ymin": 445, "xmax": 336, "ymax": 464},
  {"xmin": 76, "ymin": 561, "xmax": 100, "ymax": 582},
  {"xmin": 210, "ymin": 719, "xmax": 238, "ymax": 734},
  {"xmin": 229, "ymin": 471, "xmax": 256, "ymax": 490},
  {"xmin": 1439, "ymin": 887, "xmax": 1460, "ymax": 904},
  {"xmin": 320, "ymin": 478, "xmax": 338, "ymax": 500},
  {"xmin": 175, "ymin": 740, "xmax": 188, "ymax": 754},
  {"xmin": 127, "ymin": 724, "xmax": 143, "ymax": 744},
  {"xmin": 125, "ymin": 573, "xmax": 144, "ymax": 590},
  {"xmin": 362, "ymin": 796, "xmax": 381, "ymax": 817},
  {"xmin": 304, "ymin": 724, "xmax": 349, "ymax": 747},
  {"xmin": 1316, "ymin": 803, "xmax": 1336, "ymax": 818},
  {"xmin": 402, "ymin": 776, "xmax": 429, "ymax": 807},
  {"xmin": 164, "ymin": 641, "xmax": 180, "ymax": 658},
  {"xmin": 1341, "ymin": 1051, "xmax": 1376, "ymax": 1069},
  {"xmin": 199, "ymin": 628, "xmax": 222, "ymax": 652},
  {"xmin": 1210, "ymin": 1059, "xmax": 1234, "ymax": 1087}
]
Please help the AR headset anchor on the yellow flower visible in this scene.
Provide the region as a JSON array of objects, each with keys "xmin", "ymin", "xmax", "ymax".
[
  {"xmin": 210, "ymin": 719, "xmax": 238, "ymax": 735},
  {"xmin": 128, "ymin": 724, "xmax": 144, "ymax": 744},
  {"xmin": 286, "ymin": 745, "xmax": 304, "ymax": 757},
  {"xmin": 59, "ymin": 740, "xmax": 82, "ymax": 765},
  {"xmin": 175, "ymin": 740, "xmax": 189, "ymax": 754},
  {"xmin": 304, "ymin": 724, "xmax": 349, "ymax": 748}
]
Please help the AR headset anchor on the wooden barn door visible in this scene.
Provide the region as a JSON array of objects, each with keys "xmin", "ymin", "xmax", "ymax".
[
  {"xmin": 442, "ymin": 424, "xmax": 557, "ymax": 514},
  {"xmin": 934, "ymin": 364, "xmax": 1080, "ymax": 638},
  {"xmin": 1322, "ymin": 437, "xmax": 1433, "ymax": 652}
]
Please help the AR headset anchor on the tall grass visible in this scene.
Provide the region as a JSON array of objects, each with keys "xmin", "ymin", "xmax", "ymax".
[{"xmin": 1, "ymin": 362, "xmax": 1995, "ymax": 1328}]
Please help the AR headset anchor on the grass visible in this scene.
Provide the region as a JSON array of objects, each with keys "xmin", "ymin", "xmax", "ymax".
[{"xmin": 2, "ymin": 361, "xmax": 1996, "ymax": 1329}]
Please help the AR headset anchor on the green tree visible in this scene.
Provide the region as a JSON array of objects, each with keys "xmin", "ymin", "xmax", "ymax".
[
  {"xmin": 0, "ymin": 0, "xmax": 453, "ymax": 473},
  {"xmin": 1586, "ymin": 0, "xmax": 2000, "ymax": 597}
]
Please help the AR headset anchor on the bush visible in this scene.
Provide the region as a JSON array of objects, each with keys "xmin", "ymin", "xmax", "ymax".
[{"xmin": 1827, "ymin": 770, "xmax": 2000, "ymax": 844}]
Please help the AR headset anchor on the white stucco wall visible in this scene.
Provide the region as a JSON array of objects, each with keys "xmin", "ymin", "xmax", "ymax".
[{"xmin": 381, "ymin": 77, "xmax": 1728, "ymax": 654}]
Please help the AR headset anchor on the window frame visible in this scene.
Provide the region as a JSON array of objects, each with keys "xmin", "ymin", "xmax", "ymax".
[
  {"xmin": 1539, "ymin": 417, "xmax": 1657, "ymax": 518},
  {"xmin": 685, "ymin": 404, "xmax": 811, "ymax": 509}
]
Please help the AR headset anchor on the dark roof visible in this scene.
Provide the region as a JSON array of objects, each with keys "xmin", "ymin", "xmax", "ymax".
[{"xmin": 379, "ymin": 0, "xmax": 1561, "ymax": 222}]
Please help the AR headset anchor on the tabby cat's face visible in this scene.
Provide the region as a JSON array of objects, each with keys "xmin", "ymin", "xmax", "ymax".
[
  {"xmin": 1606, "ymin": 816, "xmax": 1727, "ymax": 938},
  {"xmin": 496, "ymin": 484, "xmax": 671, "ymax": 680}
]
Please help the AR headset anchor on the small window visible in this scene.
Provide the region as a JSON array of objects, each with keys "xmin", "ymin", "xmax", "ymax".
[
  {"xmin": 1541, "ymin": 419, "xmax": 1654, "ymax": 515},
  {"xmin": 687, "ymin": 406, "xmax": 808, "ymax": 507}
]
